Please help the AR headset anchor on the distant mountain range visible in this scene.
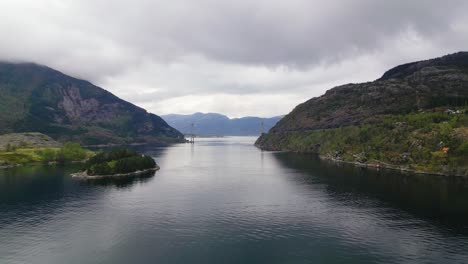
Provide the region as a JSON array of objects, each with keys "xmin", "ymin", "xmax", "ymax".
[
  {"xmin": 162, "ymin": 113, "xmax": 283, "ymax": 136},
  {"xmin": 0, "ymin": 62, "xmax": 184, "ymax": 145}
]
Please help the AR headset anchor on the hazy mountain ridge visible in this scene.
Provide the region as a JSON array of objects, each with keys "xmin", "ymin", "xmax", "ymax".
[
  {"xmin": 256, "ymin": 52, "xmax": 468, "ymax": 176},
  {"xmin": 162, "ymin": 113, "xmax": 283, "ymax": 136},
  {"xmin": 0, "ymin": 62, "xmax": 184, "ymax": 145}
]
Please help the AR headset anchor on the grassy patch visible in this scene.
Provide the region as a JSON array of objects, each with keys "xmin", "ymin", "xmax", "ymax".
[{"xmin": 0, "ymin": 143, "xmax": 93, "ymax": 166}]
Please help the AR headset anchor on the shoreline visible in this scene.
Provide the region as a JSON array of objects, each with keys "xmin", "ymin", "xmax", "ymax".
[
  {"xmin": 319, "ymin": 155, "xmax": 467, "ymax": 178},
  {"xmin": 71, "ymin": 166, "xmax": 160, "ymax": 179},
  {"xmin": 83, "ymin": 142, "xmax": 151, "ymax": 148},
  {"xmin": 255, "ymin": 144, "xmax": 466, "ymax": 178},
  {"xmin": 84, "ymin": 140, "xmax": 187, "ymax": 148},
  {"xmin": 0, "ymin": 164, "xmax": 16, "ymax": 169},
  {"xmin": 0, "ymin": 160, "xmax": 87, "ymax": 170}
]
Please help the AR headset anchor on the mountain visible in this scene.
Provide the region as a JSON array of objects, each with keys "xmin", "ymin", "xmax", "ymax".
[
  {"xmin": 267, "ymin": 52, "xmax": 468, "ymax": 133},
  {"xmin": 0, "ymin": 62, "xmax": 185, "ymax": 145},
  {"xmin": 256, "ymin": 52, "xmax": 468, "ymax": 176},
  {"xmin": 161, "ymin": 113, "xmax": 283, "ymax": 136}
]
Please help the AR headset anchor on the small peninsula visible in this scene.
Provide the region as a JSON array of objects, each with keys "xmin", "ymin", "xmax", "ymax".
[{"xmin": 72, "ymin": 148, "xmax": 159, "ymax": 179}]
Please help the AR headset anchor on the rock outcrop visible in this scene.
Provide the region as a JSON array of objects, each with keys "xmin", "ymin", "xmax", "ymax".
[{"xmin": 0, "ymin": 132, "xmax": 61, "ymax": 149}]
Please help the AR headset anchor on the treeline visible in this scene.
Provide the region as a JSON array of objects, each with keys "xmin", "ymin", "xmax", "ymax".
[{"xmin": 85, "ymin": 148, "xmax": 156, "ymax": 176}]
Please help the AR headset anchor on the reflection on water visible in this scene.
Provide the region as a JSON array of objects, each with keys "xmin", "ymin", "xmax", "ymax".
[
  {"xmin": 1, "ymin": 137, "xmax": 468, "ymax": 264},
  {"xmin": 272, "ymin": 152, "xmax": 468, "ymax": 232},
  {"xmin": 80, "ymin": 171, "xmax": 156, "ymax": 188}
]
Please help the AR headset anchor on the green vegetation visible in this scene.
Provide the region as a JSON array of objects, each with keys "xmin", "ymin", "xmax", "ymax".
[
  {"xmin": 257, "ymin": 53, "xmax": 468, "ymax": 176},
  {"xmin": 0, "ymin": 62, "xmax": 184, "ymax": 146},
  {"xmin": 258, "ymin": 109, "xmax": 468, "ymax": 176},
  {"xmin": 84, "ymin": 148, "xmax": 157, "ymax": 176},
  {"xmin": 0, "ymin": 142, "xmax": 93, "ymax": 166}
]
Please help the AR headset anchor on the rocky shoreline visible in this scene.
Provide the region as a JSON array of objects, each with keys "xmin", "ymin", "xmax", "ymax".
[
  {"xmin": 319, "ymin": 155, "xmax": 467, "ymax": 178},
  {"xmin": 0, "ymin": 160, "xmax": 87, "ymax": 170},
  {"xmin": 0, "ymin": 164, "xmax": 16, "ymax": 169},
  {"xmin": 71, "ymin": 166, "xmax": 160, "ymax": 179}
]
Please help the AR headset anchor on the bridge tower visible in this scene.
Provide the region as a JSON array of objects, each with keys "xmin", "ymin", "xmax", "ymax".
[{"xmin": 190, "ymin": 123, "xmax": 195, "ymax": 144}]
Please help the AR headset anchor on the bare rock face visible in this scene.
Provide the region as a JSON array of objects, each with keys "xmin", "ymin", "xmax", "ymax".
[
  {"xmin": 0, "ymin": 132, "xmax": 62, "ymax": 149},
  {"xmin": 268, "ymin": 52, "xmax": 468, "ymax": 134},
  {"xmin": 0, "ymin": 62, "xmax": 184, "ymax": 145},
  {"xmin": 59, "ymin": 86, "xmax": 101, "ymax": 122}
]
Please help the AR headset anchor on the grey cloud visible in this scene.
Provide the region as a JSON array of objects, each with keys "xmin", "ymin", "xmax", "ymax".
[
  {"xmin": 0, "ymin": 0, "xmax": 467, "ymax": 117},
  {"xmin": 64, "ymin": 0, "xmax": 467, "ymax": 66}
]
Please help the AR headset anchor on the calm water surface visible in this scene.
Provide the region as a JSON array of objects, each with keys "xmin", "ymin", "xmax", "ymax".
[{"xmin": 1, "ymin": 137, "xmax": 468, "ymax": 264}]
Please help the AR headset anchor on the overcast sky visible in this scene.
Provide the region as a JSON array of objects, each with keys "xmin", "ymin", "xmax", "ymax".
[{"xmin": 1, "ymin": 0, "xmax": 467, "ymax": 117}]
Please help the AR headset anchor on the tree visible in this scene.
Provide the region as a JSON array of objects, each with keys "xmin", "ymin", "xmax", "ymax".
[
  {"xmin": 5, "ymin": 143, "xmax": 14, "ymax": 152},
  {"xmin": 61, "ymin": 142, "xmax": 87, "ymax": 161},
  {"xmin": 38, "ymin": 149, "xmax": 57, "ymax": 162}
]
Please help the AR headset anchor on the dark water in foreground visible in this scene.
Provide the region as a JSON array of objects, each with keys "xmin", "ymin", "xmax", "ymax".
[{"xmin": 1, "ymin": 137, "xmax": 468, "ymax": 264}]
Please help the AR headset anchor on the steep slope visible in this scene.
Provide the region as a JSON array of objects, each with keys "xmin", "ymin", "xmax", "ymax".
[
  {"xmin": 269, "ymin": 52, "xmax": 468, "ymax": 133},
  {"xmin": 162, "ymin": 112, "xmax": 283, "ymax": 136},
  {"xmin": 0, "ymin": 62, "xmax": 184, "ymax": 145},
  {"xmin": 256, "ymin": 52, "xmax": 468, "ymax": 176}
]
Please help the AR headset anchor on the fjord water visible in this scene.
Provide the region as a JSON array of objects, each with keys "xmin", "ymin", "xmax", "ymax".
[{"xmin": 1, "ymin": 137, "xmax": 468, "ymax": 264}]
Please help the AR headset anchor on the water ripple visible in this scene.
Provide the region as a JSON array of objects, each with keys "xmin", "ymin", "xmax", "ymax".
[{"xmin": 1, "ymin": 137, "xmax": 468, "ymax": 264}]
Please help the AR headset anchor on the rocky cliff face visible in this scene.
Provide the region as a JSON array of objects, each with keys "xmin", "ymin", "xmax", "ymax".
[
  {"xmin": 0, "ymin": 62, "xmax": 184, "ymax": 145},
  {"xmin": 268, "ymin": 52, "xmax": 468, "ymax": 134}
]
